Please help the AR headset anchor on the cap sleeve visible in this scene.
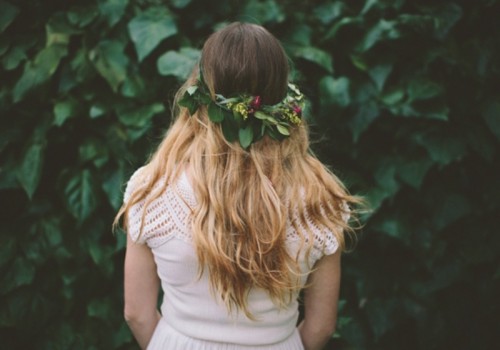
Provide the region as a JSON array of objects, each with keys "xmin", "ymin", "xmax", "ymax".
[
  {"xmin": 308, "ymin": 224, "xmax": 339, "ymax": 265},
  {"xmin": 306, "ymin": 201, "xmax": 351, "ymax": 265},
  {"xmin": 123, "ymin": 167, "xmax": 147, "ymax": 244}
]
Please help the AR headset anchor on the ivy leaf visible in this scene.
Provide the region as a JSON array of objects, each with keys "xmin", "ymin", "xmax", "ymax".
[
  {"xmin": 89, "ymin": 40, "xmax": 129, "ymax": 92},
  {"xmin": 119, "ymin": 74, "xmax": 145, "ymax": 98},
  {"xmin": 67, "ymin": 47, "xmax": 95, "ymax": 84},
  {"xmin": 348, "ymin": 101, "xmax": 379, "ymax": 142},
  {"xmin": 324, "ymin": 17, "xmax": 362, "ymax": 41},
  {"xmin": 293, "ymin": 46, "xmax": 333, "ymax": 73},
  {"xmin": 366, "ymin": 299, "xmax": 399, "ymax": 339},
  {"xmin": 286, "ymin": 24, "xmax": 312, "ymax": 46},
  {"xmin": 17, "ymin": 140, "xmax": 45, "ymax": 199},
  {"xmin": 0, "ymin": 0, "xmax": 19, "ymax": 33},
  {"xmin": 169, "ymin": 0, "xmax": 192, "ymax": 9},
  {"xmin": 431, "ymin": 2, "xmax": 463, "ymax": 40},
  {"xmin": 89, "ymin": 105, "xmax": 106, "ymax": 118},
  {"xmin": 13, "ymin": 45, "xmax": 68, "ymax": 102},
  {"xmin": 128, "ymin": 7, "xmax": 177, "ymax": 62},
  {"xmin": 102, "ymin": 166, "xmax": 126, "ymax": 210},
  {"xmin": 374, "ymin": 162, "xmax": 399, "ymax": 194},
  {"xmin": 0, "ymin": 235, "xmax": 15, "ymax": 266},
  {"xmin": 0, "ymin": 258, "xmax": 35, "ymax": 294},
  {"xmin": 313, "ymin": 2, "xmax": 344, "ymax": 25},
  {"xmin": 79, "ymin": 139, "xmax": 109, "ymax": 167},
  {"xmin": 87, "ymin": 297, "xmax": 113, "ymax": 319},
  {"xmin": 87, "ymin": 239, "xmax": 115, "ymax": 274},
  {"xmin": 46, "ymin": 13, "xmax": 81, "ymax": 46},
  {"xmin": 414, "ymin": 131, "xmax": 466, "ymax": 165},
  {"xmin": 97, "ymin": 0, "xmax": 128, "ymax": 27},
  {"xmin": 319, "ymin": 76, "xmax": 350, "ymax": 107},
  {"xmin": 396, "ymin": 157, "xmax": 434, "ymax": 189},
  {"xmin": 357, "ymin": 19, "xmax": 400, "ymax": 52},
  {"xmin": 360, "ymin": 0, "xmax": 378, "ymax": 15},
  {"xmin": 126, "ymin": 125, "xmax": 152, "ymax": 142},
  {"xmin": 117, "ymin": 103, "xmax": 164, "ymax": 127},
  {"xmin": 53, "ymin": 99, "xmax": 78, "ymax": 126},
  {"xmin": 2, "ymin": 45, "xmax": 27, "ymax": 70},
  {"xmin": 408, "ymin": 78, "xmax": 443, "ymax": 101},
  {"xmin": 157, "ymin": 47, "xmax": 200, "ymax": 79},
  {"xmin": 368, "ymin": 63, "xmax": 393, "ymax": 91},
  {"xmin": 376, "ymin": 217, "xmax": 410, "ymax": 243},
  {"xmin": 243, "ymin": 0, "xmax": 285, "ymax": 24},
  {"xmin": 398, "ymin": 100, "xmax": 449, "ymax": 121},
  {"xmin": 350, "ymin": 54, "xmax": 368, "ymax": 71},
  {"xmin": 464, "ymin": 122, "xmax": 496, "ymax": 162},
  {"xmin": 41, "ymin": 217, "xmax": 63, "ymax": 247},
  {"xmin": 381, "ymin": 87, "xmax": 405, "ymax": 106},
  {"xmin": 333, "ymin": 316, "xmax": 351, "ymax": 338},
  {"xmin": 64, "ymin": 169, "xmax": 98, "ymax": 223},
  {"xmin": 207, "ymin": 103, "xmax": 225, "ymax": 122},
  {"xmin": 0, "ymin": 156, "xmax": 18, "ymax": 190},
  {"xmin": 0, "ymin": 39, "xmax": 6, "ymax": 56},
  {"xmin": 66, "ymin": 6, "xmax": 98, "ymax": 28},
  {"xmin": 238, "ymin": 126, "xmax": 253, "ymax": 149},
  {"xmin": 430, "ymin": 193, "xmax": 471, "ymax": 230}
]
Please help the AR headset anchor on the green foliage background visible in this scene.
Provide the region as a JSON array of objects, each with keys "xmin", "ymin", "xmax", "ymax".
[{"xmin": 1, "ymin": 0, "xmax": 499, "ymax": 349}]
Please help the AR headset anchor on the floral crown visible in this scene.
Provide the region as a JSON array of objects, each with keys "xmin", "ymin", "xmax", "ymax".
[{"xmin": 178, "ymin": 73, "xmax": 305, "ymax": 149}]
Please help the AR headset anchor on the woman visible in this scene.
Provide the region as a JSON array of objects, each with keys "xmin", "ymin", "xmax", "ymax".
[{"xmin": 115, "ymin": 22, "xmax": 358, "ymax": 350}]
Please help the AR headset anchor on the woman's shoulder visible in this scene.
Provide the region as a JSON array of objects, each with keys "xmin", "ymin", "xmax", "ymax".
[
  {"xmin": 286, "ymin": 196, "xmax": 350, "ymax": 265},
  {"xmin": 124, "ymin": 166, "xmax": 147, "ymax": 203},
  {"xmin": 124, "ymin": 166, "xmax": 195, "ymax": 246}
]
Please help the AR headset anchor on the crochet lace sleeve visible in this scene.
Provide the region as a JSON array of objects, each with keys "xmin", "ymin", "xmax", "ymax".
[
  {"xmin": 123, "ymin": 169, "xmax": 195, "ymax": 247},
  {"xmin": 290, "ymin": 201, "xmax": 350, "ymax": 266},
  {"xmin": 123, "ymin": 167, "xmax": 148, "ymax": 244},
  {"xmin": 319, "ymin": 201, "xmax": 350, "ymax": 257},
  {"xmin": 308, "ymin": 216, "xmax": 339, "ymax": 264}
]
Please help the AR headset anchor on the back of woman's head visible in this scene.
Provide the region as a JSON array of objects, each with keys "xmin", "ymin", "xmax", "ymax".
[
  {"xmin": 201, "ymin": 22, "xmax": 289, "ymax": 105},
  {"xmin": 182, "ymin": 22, "xmax": 309, "ymax": 166}
]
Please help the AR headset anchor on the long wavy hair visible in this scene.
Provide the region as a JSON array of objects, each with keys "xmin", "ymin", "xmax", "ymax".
[{"xmin": 115, "ymin": 22, "xmax": 359, "ymax": 318}]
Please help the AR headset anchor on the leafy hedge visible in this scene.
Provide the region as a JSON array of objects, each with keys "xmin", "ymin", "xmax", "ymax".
[{"xmin": 1, "ymin": 0, "xmax": 499, "ymax": 349}]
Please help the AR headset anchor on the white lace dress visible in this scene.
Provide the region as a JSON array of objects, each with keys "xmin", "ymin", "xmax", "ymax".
[{"xmin": 124, "ymin": 169, "xmax": 340, "ymax": 350}]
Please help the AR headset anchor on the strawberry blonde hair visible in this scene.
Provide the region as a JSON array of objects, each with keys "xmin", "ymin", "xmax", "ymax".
[{"xmin": 115, "ymin": 22, "xmax": 359, "ymax": 318}]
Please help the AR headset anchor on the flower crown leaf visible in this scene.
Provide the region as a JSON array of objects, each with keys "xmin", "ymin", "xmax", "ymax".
[
  {"xmin": 178, "ymin": 79, "xmax": 305, "ymax": 149},
  {"xmin": 239, "ymin": 126, "xmax": 254, "ymax": 149},
  {"xmin": 207, "ymin": 103, "xmax": 226, "ymax": 123}
]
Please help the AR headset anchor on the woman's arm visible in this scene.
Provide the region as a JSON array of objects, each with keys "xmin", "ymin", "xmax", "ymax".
[
  {"xmin": 298, "ymin": 250, "xmax": 341, "ymax": 350},
  {"xmin": 124, "ymin": 234, "xmax": 161, "ymax": 349}
]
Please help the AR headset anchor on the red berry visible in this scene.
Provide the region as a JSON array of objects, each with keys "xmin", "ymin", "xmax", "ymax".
[
  {"xmin": 293, "ymin": 105, "xmax": 302, "ymax": 115},
  {"xmin": 250, "ymin": 96, "xmax": 262, "ymax": 110}
]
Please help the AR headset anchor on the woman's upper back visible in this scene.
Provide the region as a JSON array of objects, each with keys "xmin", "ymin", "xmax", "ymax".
[
  {"xmin": 124, "ymin": 168, "xmax": 339, "ymax": 266},
  {"xmin": 123, "ymin": 167, "xmax": 340, "ymax": 344}
]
